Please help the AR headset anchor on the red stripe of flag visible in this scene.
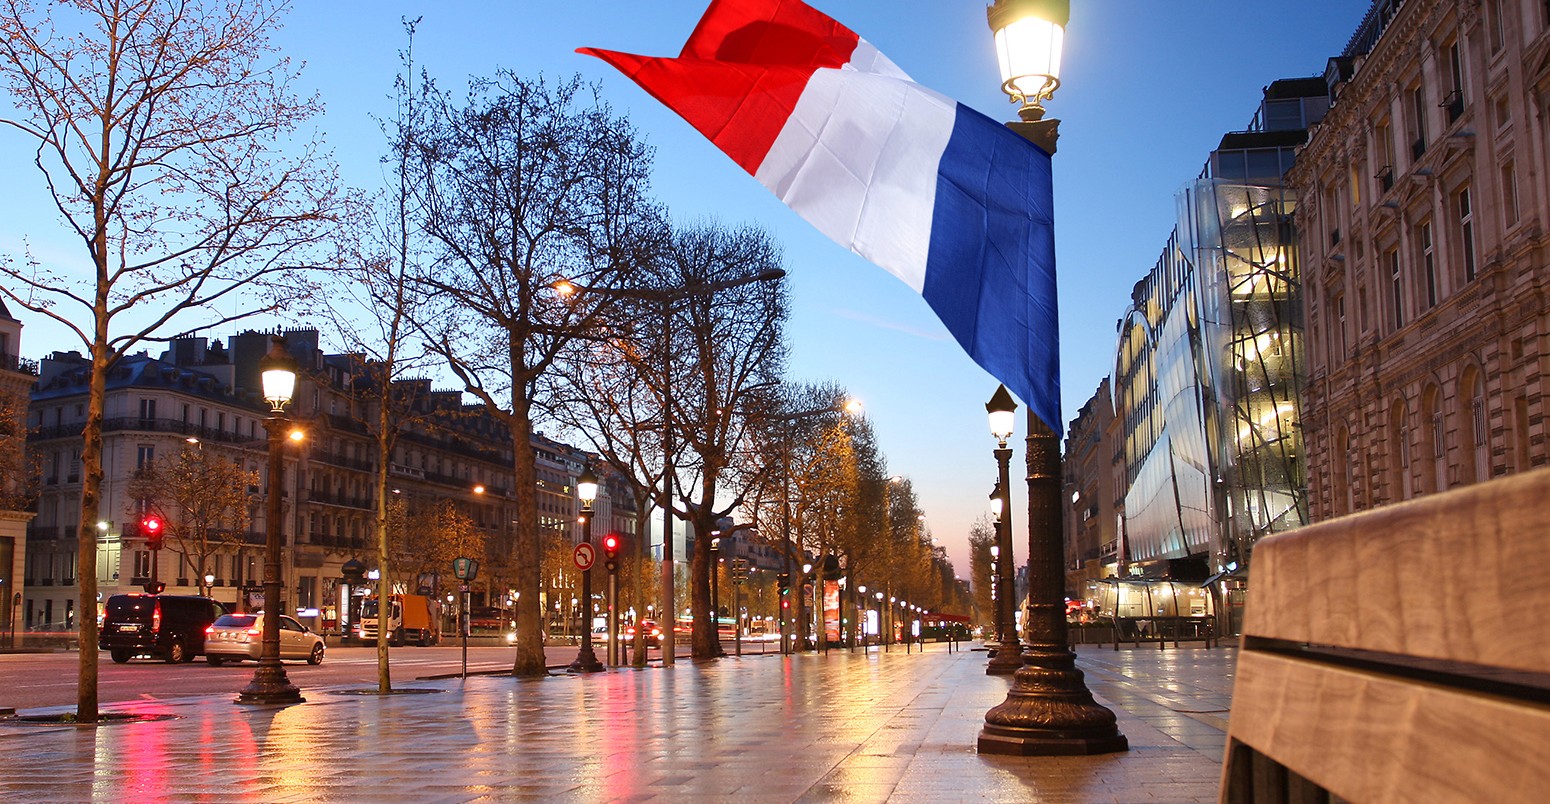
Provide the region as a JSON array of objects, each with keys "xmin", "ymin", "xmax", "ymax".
[{"xmin": 579, "ymin": 0, "xmax": 861, "ymax": 176}]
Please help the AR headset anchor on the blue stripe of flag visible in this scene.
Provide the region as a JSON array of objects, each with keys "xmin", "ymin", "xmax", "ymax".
[{"xmin": 922, "ymin": 103, "xmax": 1061, "ymax": 434}]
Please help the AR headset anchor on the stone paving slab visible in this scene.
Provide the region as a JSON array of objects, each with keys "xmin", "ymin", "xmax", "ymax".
[{"xmin": 0, "ymin": 643, "xmax": 1235, "ymax": 802}]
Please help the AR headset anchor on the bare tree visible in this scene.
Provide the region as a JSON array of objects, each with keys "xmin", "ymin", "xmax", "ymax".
[
  {"xmin": 665, "ymin": 223, "xmax": 789, "ymax": 659},
  {"xmin": 0, "ymin": 0, "xmax": 337, "ymax": 721},
  {"xmin": 550, "ymin": 328, "xmax": 672, "ymax": 667},
  {"xmin": 127, "ymin": 444, "xmax": 257, "ymax": 593},
  {"xmin": 322, "ymin": 16, "xmax": 438, "ymax": 693},
  {"xmin": 401, "ymin": 72, "xmax": 660, "ymax": 676}
]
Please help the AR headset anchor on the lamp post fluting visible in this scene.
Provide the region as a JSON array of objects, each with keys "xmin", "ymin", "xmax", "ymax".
[
  {"xmin": 569, "ymin": 467, "xmax": 605, "ymax": 673},
  {"xmin": 978, "ymin": 0, "xmax": 1127, "ymax": 756},
  {"xmin": 986, "ymin": 385, "xmax": 1023, "ymax": 675},
  {"xmin": 237, "ymin": 336, "xmax": 304, "ymax": 706}
]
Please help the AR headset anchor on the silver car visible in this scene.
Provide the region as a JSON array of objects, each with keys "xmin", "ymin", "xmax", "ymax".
[{"xmin": 204, "ymin": 613, "xmax": 325, "ymax": 666}]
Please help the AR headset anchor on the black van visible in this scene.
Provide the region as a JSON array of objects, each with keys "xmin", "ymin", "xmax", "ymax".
[{"xmin": 99, "ymin": 593, "xmax": 228, "ymax": 663}]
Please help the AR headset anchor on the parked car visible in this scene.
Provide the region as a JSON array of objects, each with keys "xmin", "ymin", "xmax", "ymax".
[
  {"xmin": 204, "ymin": 613, "xmax": 325, "ymax": 666},
  {"xmin": 99, "ymin": 593, "xmax": 228, "ymax": 663},
  {"xmin": 469, "ymin": 606, "xmax": 509, "ymax": 632}
]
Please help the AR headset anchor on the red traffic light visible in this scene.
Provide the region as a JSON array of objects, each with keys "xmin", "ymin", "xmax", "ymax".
[
  {"xmin": 142, "ymin": 515, "xmax": 165, "ymax": 550},
  {"xmin": 602, "ymin": 533, "xmax": 621, "ymax": 560}
]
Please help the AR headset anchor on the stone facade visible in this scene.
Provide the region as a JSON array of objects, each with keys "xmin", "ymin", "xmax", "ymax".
[
  {"xmin": 22, "ymin": 329, "xmax": 635, "ymax": 632},
  {"xmin": 1296, "ymin": 0, "xmax": 1550, "ymax": 519},
  {"xmin": 1062, "ymin": 378, "xmax": 1117, "ymax": 596},
  {"xmin": 0, "ymin": 300, "xmax": 36, "ymax": 640}
]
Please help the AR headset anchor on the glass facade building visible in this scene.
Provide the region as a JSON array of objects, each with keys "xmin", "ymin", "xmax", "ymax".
[{"xmin": 1114, "ymin": 79, "xmax": 1325, "ymax": 583}]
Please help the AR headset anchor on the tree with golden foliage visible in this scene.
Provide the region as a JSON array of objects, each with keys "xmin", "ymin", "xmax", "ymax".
[
  {"xmin": 127, "ymin": 446, "xmax": 258, "ymax": 595},
  {"xmin": 0, "ymin": 381, "xmax": 39, "ymax": 512},
  {"xmin": 386, "ymin": 496, "xmax": 484, "ymax": 589}
]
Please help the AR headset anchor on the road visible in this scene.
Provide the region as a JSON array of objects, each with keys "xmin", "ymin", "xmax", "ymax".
[{"xmin": 0, "ymin": 639, "xmax": 788, "ymax": 713}]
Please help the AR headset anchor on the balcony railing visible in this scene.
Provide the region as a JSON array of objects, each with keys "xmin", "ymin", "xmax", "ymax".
[
  {"xmin": 30, "ymin": 417, "xmax": 264, "ymax": 446},
  {"xmin": 1375, "ymin": 164, "xmax": 1394, "ymax": 193},
  {"xmin": 305, "ymin": 488, "xmax": 375, "ymax": 510},
  {"xmin": 311, "ymin": 449, "xmax": 374, "ymax": 472},
  {"xmin": 1441, "ymin": 89, "xmax": 1464, "ymax": 124}
]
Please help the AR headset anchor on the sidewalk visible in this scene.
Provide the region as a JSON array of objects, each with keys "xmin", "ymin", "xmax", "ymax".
[{"xmin": 0, "ymin": 642, "xmax": 1235, "ymax": 802}]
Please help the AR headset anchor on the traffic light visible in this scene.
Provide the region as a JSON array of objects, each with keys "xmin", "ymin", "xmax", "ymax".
[
  {"xmin": 142, "ymin": 514, "xmax": 164, "ymax": 551},
  {"xmin": 602, "ymin": 533, "xmax": 621, "ymax": 572},
  {"xmin": 142, "ymin": 581, "xmax": 165, "ymax": 595},
  {"xmin": 778, "ymin": 572, "xmax": 791, "ymax": 608}
]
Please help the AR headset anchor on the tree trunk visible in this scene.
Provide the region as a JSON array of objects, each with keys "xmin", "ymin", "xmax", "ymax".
[
  {"xmin": 73, "ymin": 341, "xmax": 109, "ymax": 723},
  {"xmin": 509, "ymin": 385, "xmax": 546, "ymax": 677},
  {"xmin": 630, "ymin": 495, "xmax": 652, "ymax": 667},
  {"xmin": 689, "ymin": 507, "xmax": 717, "ymax": 658},
  {"xmin": 375, "ymin": 382, "xmax": 394, "ymax": 692}
]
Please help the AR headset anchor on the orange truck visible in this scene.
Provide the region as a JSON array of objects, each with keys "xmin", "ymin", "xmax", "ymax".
[{"xmin": 357, "ymin": 594, "xmax": 439, "ymax": 646}]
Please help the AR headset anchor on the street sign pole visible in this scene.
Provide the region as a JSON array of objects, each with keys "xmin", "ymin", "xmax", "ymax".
[
  {"xmin": 460, "ymin": 583, "xmax": 469, "ymax": 679},
  {"xmin": 608, "ymin": 568, "xmax": 619, "ymax": 666}
]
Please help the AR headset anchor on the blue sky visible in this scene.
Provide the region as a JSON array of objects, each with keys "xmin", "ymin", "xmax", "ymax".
[{"xmin": 1, "ymin": 1, "xmax": 1367, "ymax": 573}]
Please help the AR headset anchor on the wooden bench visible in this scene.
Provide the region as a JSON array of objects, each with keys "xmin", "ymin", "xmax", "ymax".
[{"xmin": 1221, "ymin": 467, "xmax": 1550, "ymax": 802}]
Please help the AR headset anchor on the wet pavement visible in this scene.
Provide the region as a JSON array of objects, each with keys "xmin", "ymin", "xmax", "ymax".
[{"xmin": 0, "ymin": 642, "xmax": 1235, "ymax": 802}]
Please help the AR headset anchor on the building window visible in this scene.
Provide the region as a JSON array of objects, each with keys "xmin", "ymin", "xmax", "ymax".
[
  {"xmin": 1333, "ymin": 425, "xmax": 1351, "ymax": 515},
  {"xmin": 1500, "ymin": 162, "xmax": 1519, "ymax": 228},
  {"xmin": 1514, "ymin": 395, "xmax": 1531, "ymax": 471},
  {"xmin": 1409, "ymin": 84, "xmax": 1428, "ymax": 158},
  {"xmin": 1375, "ymin": 120, "xmax": 1395, "ymax": 193},
  {"xmin": 1463, "ymin": 370, "xmax": 1489, "ymax": 484},
  {"xmin": 133, "ymin": 550, "xmax": 151, "ymax": 579},
  {"xmin": 1421, "ymin": 221, "xmax": 1437, "ymax": 309},
  {"xmin": 1388, "ymin": 248, "xmax": 1404, "ymax": 330},
  {"xmin": 1494, "ymin": 94, "xmax": 1512, "ymax": 129},
  {"xmin": 1489, "ymin": 0, "xmax": 1506, "ymax": 52},
  {"xmin": 1458, "ymin": 186, "xmax": 1477, "ymax": 282},
  {"xmin": 1389, "ymin": 401, "xmax": 1411, "ymax": 501},
  {"xmin": 1335, "ymin": 294, "xmax": 1347, "ymax": 361},
  {"xmin": 1443, "ymin": 41, "xmax": 1465, "ymax": 124},
  {"xmin": 138, "ymin": 398, "xmax": 156, "ymax": 421},
  {"xmin": 136, "ymin": 444, "xmax": 155, "ymax": 469}
]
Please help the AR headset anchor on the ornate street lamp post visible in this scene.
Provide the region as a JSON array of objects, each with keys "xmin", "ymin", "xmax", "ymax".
[
  {"xmin": 569, "ymin": 467, "xmax": 605, "ymax": 673},
  {"xmin": 978, "ymin": 0, "xmax": 1127, "ymax": 755},
  {"xmin": 986, "ymin": 385, "xmax": 1023, "ymax": 674},
  {"xmin": 237, "ymin": 336, "xmax": 304, "ymax": 706}
]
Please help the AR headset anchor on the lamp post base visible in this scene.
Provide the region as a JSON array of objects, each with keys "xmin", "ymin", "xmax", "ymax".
[
  {"xmin": 568, "ymin": 641, "xmax": 605, "ymax": 674},
  {"xmin": 985, "ymin": 639, "xmax": 1024, "ymax": 675},
  {"xmin": 977, "ymin": 647, "xmax": 1126, "ymax": 755},
  {"xmin": 234, "ymin": 658, "xmax": 304, "ymax": 706}
]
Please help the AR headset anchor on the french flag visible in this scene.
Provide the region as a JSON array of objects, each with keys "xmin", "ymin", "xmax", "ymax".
[{"xmin": 581, "ymin": 0, "xmax": 1061, "ymax": 432}]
